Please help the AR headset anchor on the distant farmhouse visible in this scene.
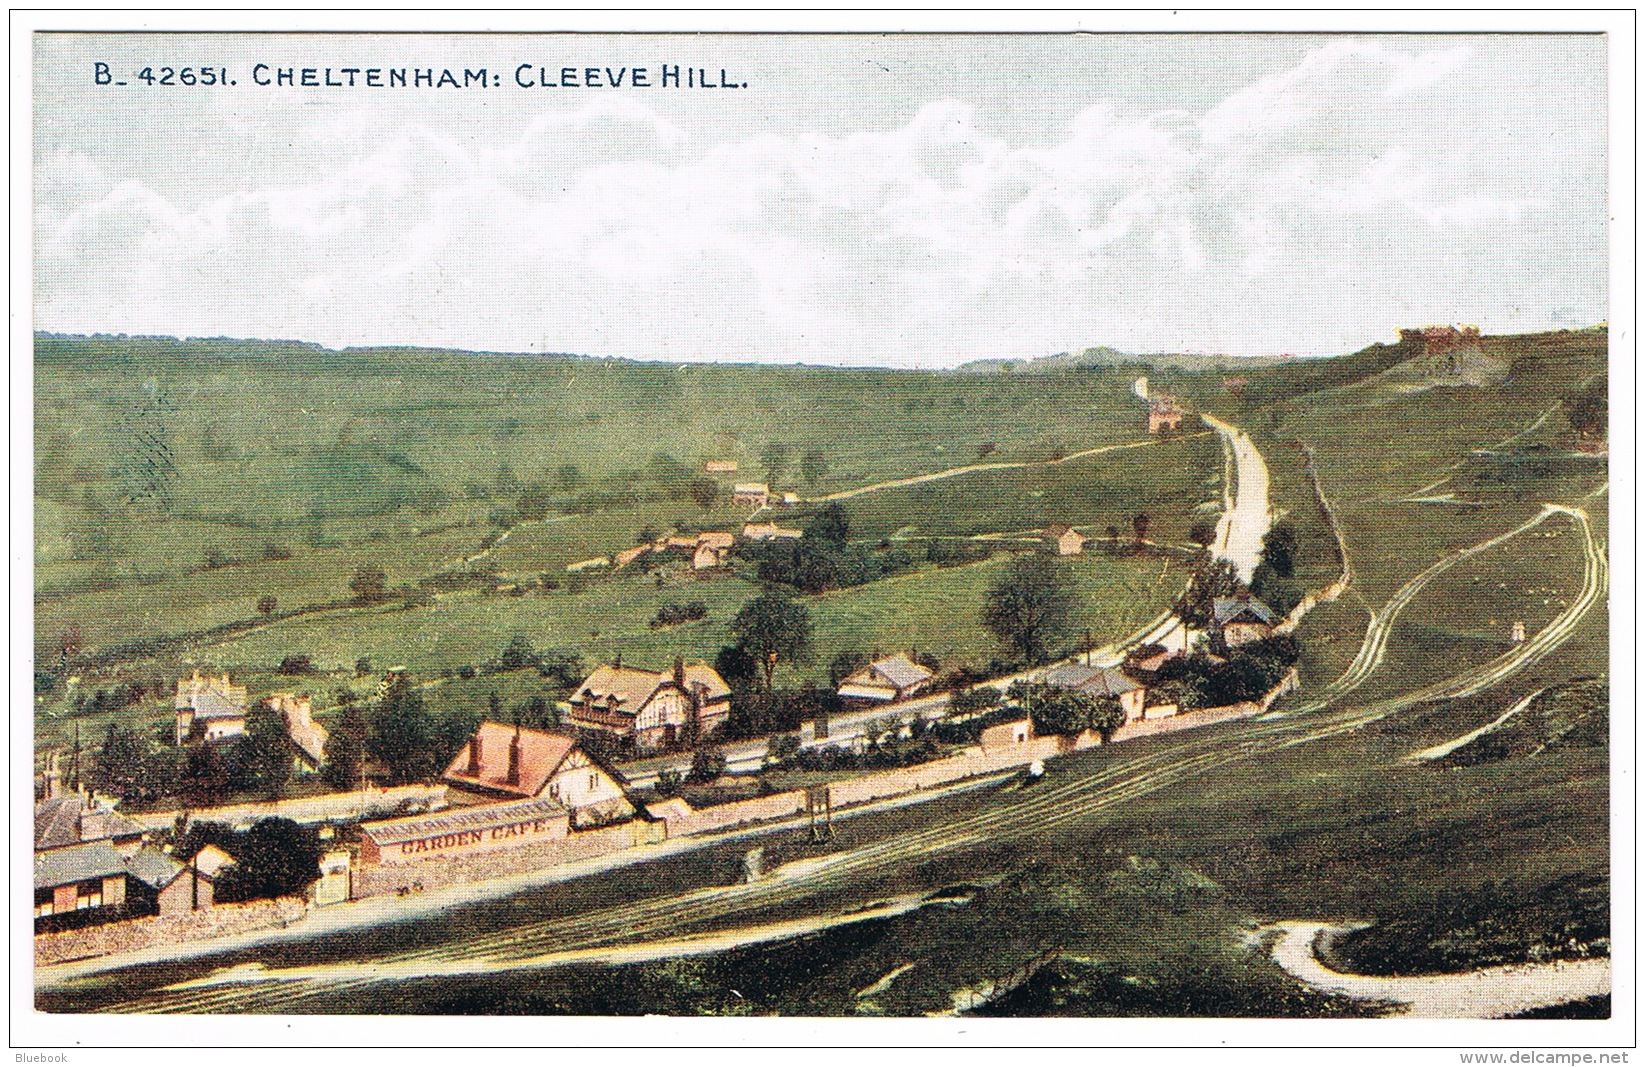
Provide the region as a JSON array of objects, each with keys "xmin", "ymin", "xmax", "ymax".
[
  {"xmin": 1211, "ymin": 595, "xmax": 1277, "ymax": 649},
  {"xmin": 1043, "ymin": 523, "xmax": 1087, "ymax": 556},
  {"xmin": 703, "ymin": 460, "xmax": 738, "ymax": 474},
  {"xmin": 174, "ymin": 671, "xmax": 248, "ymax": 745},
  {"xmin": 732, "ymin": 482, "xmax": 770, "ymax": 507},
  {"xmin": 566, "ymin": 659, "xmax": 732, "ymax": 751},
  {"xmin": 837, "ymin": 653, "xmax": 937, "ymax": 705},
  {"xmin": 1148, "ymin": 394, "xmax": 1183, "ymax": 434}
]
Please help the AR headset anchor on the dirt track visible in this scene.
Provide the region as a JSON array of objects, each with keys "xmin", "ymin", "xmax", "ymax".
[{"xmin": 1267, "ymin": 922, "xmax": 1609, "ymax": 1018}]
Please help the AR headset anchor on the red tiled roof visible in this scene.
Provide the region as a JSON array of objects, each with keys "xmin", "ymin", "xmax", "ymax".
[{"xmin": 441, "ymin": 722, "xmax": 579, "ymax": 798}]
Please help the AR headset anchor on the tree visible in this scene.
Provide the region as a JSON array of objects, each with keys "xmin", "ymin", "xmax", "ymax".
[
  {"xmin": 949, "ymin": 686, "xmax": 1002, "ymax": 717},
  {"xmin": 686, "ymin": 746, "xmax": 727, "ymax": 783},
  {"xmin": 556, "ymin": 463, "xmax": 585, "ymax": 493},
  {"xmin": 241, "ymin": 701, "xmax": 294, "ymax": 799},
  {"xmin": 499, "ymin": 634, "xmax": 538, "ymax": 671},
  {"xmin": 1132, "ymin": 512, "xmax": 1152, "ymax": 552},
  {"xmin": 982, "ymin": 555, "xmax": 1077, "ymax": 664},
  {"xmin": 760, "ymin": 439, "xmax": 791, "ymax": 480},
  {"xmin": 714, "ymin": 644, "xmax": 761, "ymax": 692},
  {"xmin": 367, "ymin": 673, "xmax": 439, "ymax": 784},
  {"xmin": 89, "ymin": 723, "xmax": 149, "ymax": 800},
  {"xmin": 212, "ymin": 818, "xmax": 322, "ymax": 903},
  {"xmin": 687, "ymin": 476, "xmax": 720, "ymax": 509},
  {"xmin": 766, "ymin": 733, "xmax": 801, "ymax": 764},
  {"xmin": 255, "ymin": 594, "xmax": 278, "ymax": 617},
  {"xmin": 1564, "ymin": 377, "xmax": 1607, "ymax": 436},
  {"xmin": 654, "ymin": 769, "xmax": 684, "ymax": 798},
  {"xmin": 806, "ymin": 503, "xmax": 850, "ymax": 545},
  {"xmin": 828, "ymin": 649, "xmax": 872, "ymax": 688},
  {"xmin": 322, "ymin": 704, "xmax": 367, "ymax": 791},
  {"xmin": 800, "ymin": 450, "xmax": 830, "ymax": 486},
  {"xmin": 1260, "ymin": 522, "xmax": 1298, "ymax": 579},
  {"xmin": 729, "ymin": 590, "xmax": 814, "ymax": 689},
  {"xmin": 1187, "ymin": 520, "xmax": 1218, "ymax": 551},
  {"xmin": 349, "ymin": 565, "xmax": 388, "ymax": 604},
  {"xmin": 1179, "ymin": 558, "xmax": 1243, "ymax": 628}
]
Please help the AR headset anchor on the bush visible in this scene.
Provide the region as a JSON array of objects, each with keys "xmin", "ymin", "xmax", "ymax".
[
  {"xmin": 651, "ymin": 601, "xmax": 709, "ymax": 629},
  {"xmin": 686, "ymin": 747, "xmax": 727, "ymax": 784},
  {"xmin": 926, "ymin": 539, "xmax": 994, "ymax": 568},
  {"xmin": 949, "ymin": 686, "xmax": 1003, "ymax": 717}
]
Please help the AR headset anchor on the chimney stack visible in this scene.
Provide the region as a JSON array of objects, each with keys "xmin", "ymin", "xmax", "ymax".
[
  {"xmin": 467, "ymin": 733, "xmax": 482, "ymax": 777},
  {"xmin": 673, "ymin": 657, "xmax": 686, "ymax": 688},
  {"xmin": 506, "ymin": 725, "xmax": 521, "ymax": 786}
]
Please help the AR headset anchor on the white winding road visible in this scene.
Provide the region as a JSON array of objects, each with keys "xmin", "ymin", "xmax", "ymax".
[{"xmin": 1267, "ymin": 922, "xmax": 1610, "ymax": 1018}]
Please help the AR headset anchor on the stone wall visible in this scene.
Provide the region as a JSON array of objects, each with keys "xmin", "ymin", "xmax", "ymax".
[{"xmin": 34, "ymin": 896, "xmax": 306, "ymax": 967}]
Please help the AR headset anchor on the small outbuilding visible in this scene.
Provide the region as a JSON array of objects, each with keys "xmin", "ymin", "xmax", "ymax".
[{"xmin": 837, "ymin": 654, "xmax": 937, "ymax": 705}]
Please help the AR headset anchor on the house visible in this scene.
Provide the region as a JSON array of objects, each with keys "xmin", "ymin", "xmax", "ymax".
[
  {"xmin": 780, "ymin": 492, "xmax": 800, "ymax": 507},
  {"xmin": 837, "ymin": 654, "xmax": 937, "ymax": 705},
  {"xmin": 1148, "ymin": 395, "xmax": 1183, "ymax": 434},
  {"xmin": 704, "ymin": 460, "xmax": 739, "ymax": 474},
  {"xmin": 266, "ymin": 692, "xmax": 328, "ymax": 773},
  {"xmin": 693, "ymin": 531, "xmax": 735, "ymax": 570},
  {"xmin": 34, "ymin": 840, "xmax": 132, "ymax": 928},
  {"xmin": 1211, "ymin": 596, "xmax": 1277, "ymax": 648},
  {"xmin": 613, "ymin": 544, "xmax": 651, "ymax": 570},
  {"xmin": 33, "ymin": 840, "xmax": 219, "ymax": 930},
  {"xmin": 1042, "ymin": 662, "xmax": 1148, "ymax": 722},
  {"xmin": 174, "ymin": 671, "xmax": 248, "ymax": 745},
  {"xmin": 742, "ymin": 521, "xmax": 803, "ymax": 541},
  {"xmin": 566, "ymin": 660, "xmax": 732, "ymax": 750},
  {"xmin": 439, "ymin": 721, "xmax": 633, "ymax": 828},
  {"xmin": 732, "ymin": 482, "xmax": 770, "ymax": 507},
  {"xmin": 126, "ymin": 845, "xmax": 221, "ymax": 916},
  {"xmin": 35, "ymin": 793, "xmax": 144, "ymax": 853},
  {"xmin": 566, "ymin": 555, "xmax": 611, "ymax": 573},
  {"xmin": 1043, "ymin": 524, "xmax": 1087, "ymax": 556}
]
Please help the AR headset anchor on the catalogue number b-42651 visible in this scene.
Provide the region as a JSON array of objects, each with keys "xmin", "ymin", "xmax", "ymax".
[{"xmin": 94, "ymin": 63, "xmax": 232, "ymax": 86}]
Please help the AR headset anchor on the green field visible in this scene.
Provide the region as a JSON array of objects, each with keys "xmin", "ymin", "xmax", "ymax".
[{"xmin": 33, "ymin": 327, "xmax": 1610, "ymax": 1015}]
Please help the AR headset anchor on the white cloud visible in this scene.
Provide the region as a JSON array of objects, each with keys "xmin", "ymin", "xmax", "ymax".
[{"xmin": 32, "ymin": 36, "xmax": 1606, "ymax": 364}]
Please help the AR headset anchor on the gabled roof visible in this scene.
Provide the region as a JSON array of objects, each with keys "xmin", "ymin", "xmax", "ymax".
[
  {"xmin": 571, "ymin": 662, "xmax": 732, "ymax": 713},
  {"xmin": 34, "ymin": 840, "xmax": 129, "ymax": 889},
  {"xmin": 1213, "ymin": 596, "xmax": 1277, "ymax": 626},
  {"xmin": 125, "ymin": 845, "xmax": 186, "ymax": 890},
  {"xmin": 1043, "ymin": 524, "xmax": 1075, "ymax": 537},
  {"xmin": 191, "ymin": 844, "xmax": 236, "ymax": 880},
  {"xmin": 34, "ymin": 795, "xmax": 143, "ymax": 851},
  {"xmin": 846, "ymin": 654, "xmax": 935, "ymax": 691},
  {"xmin": 696, "ymin": 531, "xmax": 735, "ymax": 550},
  {"xmin": 1043, "ymin": 663, "xmax": 1144, "ymax": 696},
  {"xmin": 570, "ymin": 665, "xmax": 672, "ymax": 716},
  {"xmin": 733, "ymin": 482, "xmax": 769, "ymax": 495},
  {"xmin": 441, "ymin": 722, "xmax": 582, "ymax": 798}
]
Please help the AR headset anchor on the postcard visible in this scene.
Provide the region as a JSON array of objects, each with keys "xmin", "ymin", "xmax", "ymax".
[{"xmin": 14, "ymin": 12, "xmax": 1632, "ymax": 1056}]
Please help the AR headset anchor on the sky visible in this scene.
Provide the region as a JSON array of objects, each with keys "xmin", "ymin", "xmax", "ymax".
[{"xmin": 33, "ymin": 33, "xmax": 1609, "ymax": 366}]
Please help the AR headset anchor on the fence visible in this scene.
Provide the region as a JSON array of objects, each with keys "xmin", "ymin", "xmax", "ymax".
[{"xmin": 950, "ymin": 944, "xmax": 1064, "ymax": 1014}]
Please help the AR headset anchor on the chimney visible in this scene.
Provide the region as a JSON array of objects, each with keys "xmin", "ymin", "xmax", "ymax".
[
  {"xmin": 506, "ymin": 725, "xmax": 521, "ymax": 786},
  {"xmin": 673, "ymin": 657, "xmax": 686, "ymax": 688},
  {"xmin": 467, "ymin": 733, "xmax": 482, "ymax": 777},
  {"xmin": 613, "ymin": 652, "xmax": 622, "ymax": 670}
]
